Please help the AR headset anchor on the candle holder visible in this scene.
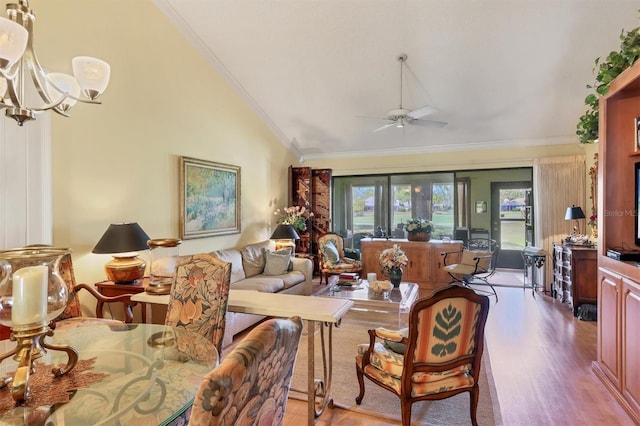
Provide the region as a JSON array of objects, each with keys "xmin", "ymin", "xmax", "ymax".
[{"xmin": 0, "ymin": 247, "xmax": 78, "ymax": 403}]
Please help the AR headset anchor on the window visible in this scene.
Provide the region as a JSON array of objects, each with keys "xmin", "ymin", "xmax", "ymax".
[{"xmin": 333, "ymin": 172, "xmax": 455, "ymax": 244}]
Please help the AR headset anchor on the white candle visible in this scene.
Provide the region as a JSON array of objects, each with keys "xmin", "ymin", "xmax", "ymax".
[{"xmin": 11, "ymin": 265, "xmax": 48, "ymax": 326}]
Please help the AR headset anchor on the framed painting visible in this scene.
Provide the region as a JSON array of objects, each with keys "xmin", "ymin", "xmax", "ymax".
[{"xmin": 179, "ymin": 156, "xmax": 241, "ymax": 239}]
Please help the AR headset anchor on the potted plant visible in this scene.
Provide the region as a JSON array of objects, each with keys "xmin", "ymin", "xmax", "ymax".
[
  {"xmin": 404, "ymin": 218, "xmax": 433, "ymax": 241},
  {"xmin": 577, "ymin": 24, "xmax": 640, "ymax": 144}
]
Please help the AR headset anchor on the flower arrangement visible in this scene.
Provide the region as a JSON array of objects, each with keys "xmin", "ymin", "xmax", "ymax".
[
  {"xmin": 379, "ymin": 244, "xmax": 408, "ymax": 275},
  {"xmin": 404, "ymin": 218, "xmax": 433, "ymax": 234},
  {"xmin": 274, "ymin": 206, "xmax": 314, "ymax": 231},
  {"xmin": 587, "ymin": 214, "xmax": 598, "ymax": 228}
]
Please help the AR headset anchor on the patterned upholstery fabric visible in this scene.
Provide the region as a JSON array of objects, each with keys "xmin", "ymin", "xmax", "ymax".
[
  {"xmin": 355, "ymin": 285, "xmax": 490, "ymax": 426},
  {"xmin": 55, "ymin": 253, "xmax": 127, "ymax": 329},
  {"xmin": 188, "ymin": 316, "xmax": 303, "ymax": 426},
  {"xmin": 58, "ymin": 253, "xmax": 83, "ymax": 321},
  {"xmin": 317, "ymin": 233, "xmax": 362, "ymax": 284},
  {"xmin": 165, "ymin": 253, "xmax": 231, "ymax": 354}
]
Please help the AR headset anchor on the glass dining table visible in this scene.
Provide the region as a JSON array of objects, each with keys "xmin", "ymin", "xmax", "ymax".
[{"xmin": 0, "ymin": 323, "xmax": 218, "ymax": 425}]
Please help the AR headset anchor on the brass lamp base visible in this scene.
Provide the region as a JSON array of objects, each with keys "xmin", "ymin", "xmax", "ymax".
[{"xmin": 105, "ymin": 255, "xmax": 146, "ymax": 284}]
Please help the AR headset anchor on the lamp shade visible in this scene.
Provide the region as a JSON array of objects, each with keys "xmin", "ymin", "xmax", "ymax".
[
  {"xmin": 565, "ymin": 205, "xmax": 586, "ymax": 220},
  {"xmin": 92, "ymin": 223, "xmax": 150, "ymax": 254},
  {"xmin": 270, "ymin": 224, "xmax": 300, "ymax": 240},
  {"xmin": 92, "ymin": 223, "xmax": 150, "ymax": 284}
]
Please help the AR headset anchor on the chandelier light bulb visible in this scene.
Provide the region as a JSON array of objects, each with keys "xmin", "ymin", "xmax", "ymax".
[
  {"xmin": 0, "ymin": 16, "xmax": 27, "ymax": 69},
  {"xmin": 0, "ymin": 2, "xmax": 110, "ymax": 125}
]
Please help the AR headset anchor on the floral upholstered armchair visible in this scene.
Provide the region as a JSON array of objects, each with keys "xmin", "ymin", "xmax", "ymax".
[
  {"xmin": 317, "ymin": 232, "xmax": 362, "ymax": 284},
  {"xmin": 188, "ymin": 316, "xmax": 303, "ymax": 425},
  {"xmin": 355, "ymin": 285, "xmax": 490, "ymax": 426},
  {"xmin": 165, "ymin": 253, "xmax": 232, "ymax": 354}
]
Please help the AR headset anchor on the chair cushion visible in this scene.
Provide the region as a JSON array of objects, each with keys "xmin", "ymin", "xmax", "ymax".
[
  {"xmin": 263, "ymin": 249, "xmax": 292, "ymax": 275},
  {"xmin": 232, "ymin": 276, "xmax": 285, "ymax": 293},
  {"xmin": 356, "ymin": 344, "xmax": 471, "ymax": 385},
  {"xmin": 381, "ymin": 327, "xmax": 408, "ymax": 354},
  {"xmin": 357, "ymin": 353, "xmax": 474, "ymax": 397},
  {"xmin": 444, "ymin": 263, "xmax": 477, "ymax": 275},
  {"xmin": 321, "ymin": 240, "xmax": 340, "ymax": 266}
]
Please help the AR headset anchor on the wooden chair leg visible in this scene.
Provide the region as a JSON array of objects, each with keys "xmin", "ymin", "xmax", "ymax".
[
  {"xmin": 400, "ymin": 399, "xmax": 412, "ymax": 426},
  {"xmin": 355, "ymin": 362, "xmax": 366, "ymax": 404},
  {"xmin": 469, "ymin": 387, "xmax": 479, "ymax": 426}
]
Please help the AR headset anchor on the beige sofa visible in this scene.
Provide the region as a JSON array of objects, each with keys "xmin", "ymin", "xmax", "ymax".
[{"xmin": 211, "ymin": 240, "xmax": 312, "ymax": 347}]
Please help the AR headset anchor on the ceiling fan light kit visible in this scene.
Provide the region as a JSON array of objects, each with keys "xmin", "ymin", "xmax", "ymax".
[{"xmin": 369, "ymin": 53, "xmax": 447, "ymax": 132}]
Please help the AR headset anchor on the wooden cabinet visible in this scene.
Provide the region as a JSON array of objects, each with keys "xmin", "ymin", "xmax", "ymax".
[
  {"xmin": 593, "ymin": 59, "xmax": 640, "ymax": 423},
  {"xmin": 360, "ymin": 239, "xmax": 462, "ymax": 290},
  {"xmin": 552, "ymin": 242, "xmax": 597, "ymax": 315}
]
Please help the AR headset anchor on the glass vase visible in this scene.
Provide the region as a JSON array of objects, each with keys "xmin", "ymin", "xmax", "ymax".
[
  {"xmin": 0, "ymin": 247, "xmax": 70, "ymax": 330},
  {"xmin": 389, "ymin": 267, "xmax": 403, "ymax": 287}
]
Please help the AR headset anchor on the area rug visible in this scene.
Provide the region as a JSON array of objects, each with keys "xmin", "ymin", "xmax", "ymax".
[{"xmin": 290, "ymin": 309, "xmax": 501, "ymax": 425}]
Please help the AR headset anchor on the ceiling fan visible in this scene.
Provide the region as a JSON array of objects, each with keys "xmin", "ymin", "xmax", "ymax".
[{"xmin": 369, "ymin": 54, "xmax": 447, "ymax": 132}]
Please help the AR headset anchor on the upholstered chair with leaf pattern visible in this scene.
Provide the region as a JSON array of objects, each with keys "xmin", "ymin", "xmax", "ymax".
[
  {"xmin": 165, "ymin": 253, "xmax": 231, "ymax": 354},
  {"xmin": 355, "ymin": 285, "xmax": 490, "ymax": 426},
  {"xmin": 188, "ymin": 316, "xmax": 303, "ymax": 426},
  {"xmin": 317, "ymin": 232, "xmax": 362, "ymax": 284}
]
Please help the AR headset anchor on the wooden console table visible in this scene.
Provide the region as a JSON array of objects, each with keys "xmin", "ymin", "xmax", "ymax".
[{"xmin": 360, "ymin": 239, "xmax": 462, "ymax": 289}]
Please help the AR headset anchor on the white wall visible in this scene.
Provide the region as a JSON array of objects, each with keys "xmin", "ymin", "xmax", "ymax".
[{"xmin": 27, "ymin": 0, "xmax": 296, "ymax": 286}]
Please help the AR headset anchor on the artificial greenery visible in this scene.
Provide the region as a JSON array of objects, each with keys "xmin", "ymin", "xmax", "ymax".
[{"xmin": 576, "ymin": 24, "xmax": 640, "ymax": 144}]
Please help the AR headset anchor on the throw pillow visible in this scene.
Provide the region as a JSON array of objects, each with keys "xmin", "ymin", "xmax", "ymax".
[
  {"xmin": 321, "ymin": 240, "xmax": 340, "ymax": 266},
  {"xmin": 242, "ymin": 240, "xmax": 272, "ymax": 277},
  {"xmin": 383, "ymin": 327, "xmax": 408, "ymax": 354},
  {"xmin": 263, "ymin": 248, "xmax": 292, "ymax": 276}
]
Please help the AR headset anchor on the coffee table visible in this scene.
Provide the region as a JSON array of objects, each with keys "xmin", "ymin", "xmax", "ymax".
[{"xmin": 316, "ymin": 280, "xmax": 419, "ymax": 314}]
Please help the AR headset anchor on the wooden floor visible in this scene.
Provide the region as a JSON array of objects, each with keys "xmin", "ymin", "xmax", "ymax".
[{"xmin": 282, "ymin": 281, "xmax": 635, "ymax": 425}]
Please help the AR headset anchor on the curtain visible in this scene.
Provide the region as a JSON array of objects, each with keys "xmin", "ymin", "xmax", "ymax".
[{"xmin": 533, "ymin": 155, "xmax": 586, "ymax": 290}]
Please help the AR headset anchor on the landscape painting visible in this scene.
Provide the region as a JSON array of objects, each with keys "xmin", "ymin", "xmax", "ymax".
[{"xmin": 180, "ymin": 156, "xmax": 240, "ymax": 239}]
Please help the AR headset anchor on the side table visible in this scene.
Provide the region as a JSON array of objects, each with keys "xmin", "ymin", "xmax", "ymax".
[{"xmin": 95, "ymin": 278, "xmax": 147, "ymax": 323}]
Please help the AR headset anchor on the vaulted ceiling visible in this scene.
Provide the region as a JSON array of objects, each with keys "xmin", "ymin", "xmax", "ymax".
[{"xmin": 154, "ymin": 0, "xmax": 639, "ymax": 161}]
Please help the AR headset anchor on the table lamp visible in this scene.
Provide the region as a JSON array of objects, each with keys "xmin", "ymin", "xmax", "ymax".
[
  {"xmin": 92, "ymin": 222, "xmax": 150, "ymax": 284},
  {"xmin": 270, "ymin": 224, "xmax": 300, "ymax": 254},
  {"xmin": 565, "ymin": 205, "xmax": 586, "ymax": 235}
]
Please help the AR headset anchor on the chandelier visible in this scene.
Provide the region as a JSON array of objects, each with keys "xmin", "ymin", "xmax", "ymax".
[{"xmin": 0, "ymin": 0, "xmax": 110, "ymax": 125}]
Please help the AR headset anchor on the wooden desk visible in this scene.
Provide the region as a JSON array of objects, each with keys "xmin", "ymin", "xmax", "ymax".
[
  {"xmin": 132, "ymin": 290, "xmax": 353, "ymax": 425},
  {"xmin": 0, "ymin": 324, "xmax": 217, "ymax": 425},
  {"xmin": 95, "ymin": 278, "xmax": 147, "ymax": 323}
]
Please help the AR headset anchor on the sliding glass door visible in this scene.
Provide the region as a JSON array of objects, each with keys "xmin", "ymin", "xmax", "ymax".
[{"xmin": 333, "ymin": 172, "xmax": 455, "ymax": 247}]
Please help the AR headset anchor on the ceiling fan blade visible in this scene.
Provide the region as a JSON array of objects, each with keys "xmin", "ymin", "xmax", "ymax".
[
  {"xmin": 406, "ymin": 105, "xmax": 438, "ymax": 119},
  {"xmin": 373, "ymin": 122, "xmax": 397, "ymax": 132},
  {"xmin": 410, "ymin": 119, "xmax": 448, "ymax": 128}
]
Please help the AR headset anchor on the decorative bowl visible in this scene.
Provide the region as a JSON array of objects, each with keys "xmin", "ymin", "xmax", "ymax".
[{"xmin": 369, "ymin": 280, "xmax": 392, "ymax": 295}]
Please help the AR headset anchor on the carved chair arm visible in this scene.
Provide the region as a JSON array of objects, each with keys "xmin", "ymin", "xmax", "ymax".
[{"xmin": 74, "ymin": 283, "xmax": 137, "ymax": 323}]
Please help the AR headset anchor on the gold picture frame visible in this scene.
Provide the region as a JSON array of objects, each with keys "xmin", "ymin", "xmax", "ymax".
[{"xmin": 179, "ymin": 156, "xmax": 241, "ymax": 239}]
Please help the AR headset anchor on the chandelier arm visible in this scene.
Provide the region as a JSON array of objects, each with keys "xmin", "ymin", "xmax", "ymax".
[{"xmin": 0, "ymin": 0, "xmax": 109, "ymax": 124}]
